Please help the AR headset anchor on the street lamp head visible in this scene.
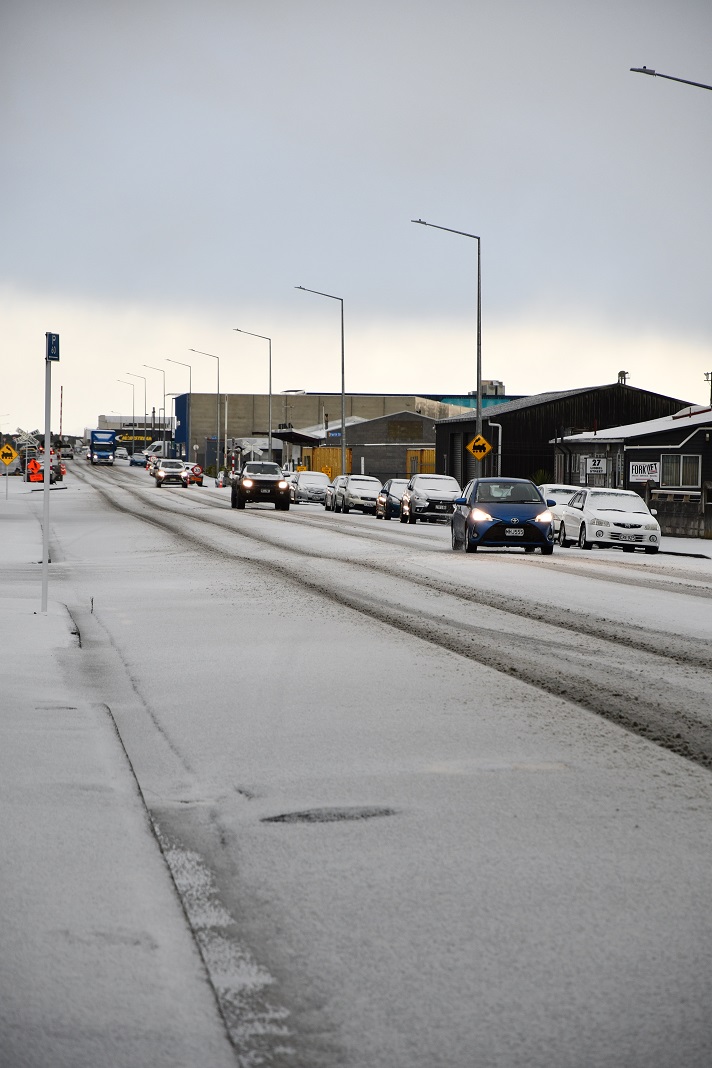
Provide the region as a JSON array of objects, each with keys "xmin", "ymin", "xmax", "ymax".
[
  {"xmin": 411, "ymin": 218, "xmax": 428, "ymax": 225},
  {"xmin": 630, "ymin": 66, "xmax": 656, "ymax": 75}
]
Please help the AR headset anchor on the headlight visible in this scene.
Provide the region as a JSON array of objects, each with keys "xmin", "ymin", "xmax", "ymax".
[
  {"xmin": 278, "ymin": 480, "xmax": 288, "ymax": 488},
  {"xmin": 92, "ymin": 453, "xmax": 99, "ymax": 460},
  {"xmin": 534, "ymin": 510, "xmax": 553, "ymax": 523},
  {"xmin": 644, "ymin": 522, "xmax": 658, "ymax": 531},
  {"xmin": 242, "ymin": 478, "xmax": 254, "ymax": 488},
  {"xmin": 470, "ymin": 507, "xmax": 493, "ymax": 522},
  {"xmin": 591, "ymin": 517, "xmax": 610, "ymax": 527}
]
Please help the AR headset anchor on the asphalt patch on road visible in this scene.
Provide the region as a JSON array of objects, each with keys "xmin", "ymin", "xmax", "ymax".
[{"xmin": 262, "ymin": 806, "xmax": 397, "ymax": 824}]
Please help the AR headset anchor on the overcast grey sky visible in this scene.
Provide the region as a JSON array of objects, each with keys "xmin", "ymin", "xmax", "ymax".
[{"xmin": 2, "ymin": 1, "xmax": 711, "ymax": 435}]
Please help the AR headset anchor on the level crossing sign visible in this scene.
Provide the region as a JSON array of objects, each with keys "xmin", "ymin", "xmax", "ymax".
[
  {"xmin": 465, "ymin": 434, "xmax": 492, "ymax": 461},
  {"xmin": 0, "ymin": 444, "xmax": 18, "ymax": 466}
]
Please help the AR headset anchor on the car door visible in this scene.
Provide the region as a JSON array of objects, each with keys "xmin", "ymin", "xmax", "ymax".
[
  {"xmin": 562, "ymin": 491, "xmax": 583, "ymax": 537},
  {"xmin": 453, "ymin": 480, "xmax": 473, "ymax": 539}
]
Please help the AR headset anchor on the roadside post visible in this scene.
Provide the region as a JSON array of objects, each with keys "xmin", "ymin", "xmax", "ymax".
[
  {"xmin": 1, "ymin": 443, "xmax": 19, "ymax": 499},
  {"xmin": 42, "ymin": 332, "xmax": 59, "ymax": 614}
]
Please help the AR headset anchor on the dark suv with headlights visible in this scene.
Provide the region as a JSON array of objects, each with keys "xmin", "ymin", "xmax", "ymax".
[{"xmin": 231, "ymin": 461, "xmax": 291, "ymax": 510}]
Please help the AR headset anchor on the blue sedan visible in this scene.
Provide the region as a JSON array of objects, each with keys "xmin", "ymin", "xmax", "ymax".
[{"xmin": 451, "ymin": 478, "xmax": 556, "ymax": 555}]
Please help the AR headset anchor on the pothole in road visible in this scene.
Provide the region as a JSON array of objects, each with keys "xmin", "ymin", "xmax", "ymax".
[{"xmin": 261, "ymin": 806, "xmax": 397, "ymax": 824}]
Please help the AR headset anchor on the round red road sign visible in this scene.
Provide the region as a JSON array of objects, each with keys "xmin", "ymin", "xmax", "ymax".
[{"xmin": 192, "ymin": 465, "xmax": 203, "ymax": 476}]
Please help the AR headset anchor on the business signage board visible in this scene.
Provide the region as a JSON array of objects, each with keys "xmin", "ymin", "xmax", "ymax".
[{"xmin": 629, "ymin": 461, "xmax": 659, "ymax": 483}]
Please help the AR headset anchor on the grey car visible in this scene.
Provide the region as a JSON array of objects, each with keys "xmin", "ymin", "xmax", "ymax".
[
  {"xmin": 291, "ymin": 470, "xmax": 331, "ymax": 504},
  {"xmin": 335, "ymin": 475, "xmax": 382, "ymax": 514}
]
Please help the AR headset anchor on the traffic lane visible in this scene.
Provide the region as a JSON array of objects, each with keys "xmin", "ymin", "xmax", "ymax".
[
  {"xmin": 52, "ymin": 478, "xmax": 712, "ymax": 1068},
  {"xmin": 161, "ymin": 497, "xmax": 712, "ymax": 645}
]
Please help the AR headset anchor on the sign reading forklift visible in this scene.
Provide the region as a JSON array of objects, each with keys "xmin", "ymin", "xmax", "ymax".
[{"xmin": 629, "ymin": 461, "xmax": 659, "ymax": 483}]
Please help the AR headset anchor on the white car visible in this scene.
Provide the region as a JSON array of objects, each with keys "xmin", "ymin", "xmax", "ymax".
[
  {"xmin": 115, "ymin": 447, "xmax": 129, "ymax": 460},
  {"xmin": 537, "ymin": 483, "xmax": 579, "ymax": 535},
  {"xmin": 558, "ymin": 487, "xmax": 661, "ymax": 554}
]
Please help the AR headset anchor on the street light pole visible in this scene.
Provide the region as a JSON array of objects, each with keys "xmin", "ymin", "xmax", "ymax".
[
  {"xmin": 295, "ymin": 286, "xmax": 346, "ymax": 476},
  {"xmin": 126, "ymin": 372, "xmax": 147, "ymax": 450},
  {"xmin": 166, "ymin": 358, "xmax": 192, "ymax": 461},
  {"xmin": 144, "ymin": 365, "xmax": 167, "ymax": 445},
  {"xmin": 412, "ymin": 219, "xmax": 483, "ymax": 439},
  {"xmin": 189, "ymin": 349, "xmax": 221, "ymax": 472},
  {"xmin": 117, "ymin": 380, "xmax": 135, "ymax": 454},
  {"xmin": 630, "ymin": 66, "xmax": 712, "ymax": 91},
  {"xmin": 233, "ymin": 328, "xmax": 272, "ymax": 460}
]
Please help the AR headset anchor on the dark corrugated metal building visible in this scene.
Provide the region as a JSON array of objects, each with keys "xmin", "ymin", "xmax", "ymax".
[{"xmin": 436, "ymin": 383, "xmax": 691, "ymax": 485}]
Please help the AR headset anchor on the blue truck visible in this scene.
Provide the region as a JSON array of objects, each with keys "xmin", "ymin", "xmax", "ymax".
[{"xmin": 89, "ymin": 430, "xmax": 117, "ymax": 465}]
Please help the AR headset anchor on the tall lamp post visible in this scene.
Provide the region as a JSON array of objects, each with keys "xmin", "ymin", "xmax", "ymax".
[
  {"xmin": 144, "ymin": 364, "xmax": 167, "ymax": 445},
  {"xmin": 412, "ymin": 219, "xmax": 482, "ymax": 439},
  {"xmin": 189, "ymin": 348, "xmax": 221, "ymax": 471},
  {"xmin": 126, "ymin": 372, "xmax": 148, "ymax": 450},
  {"xmin": 630, "ymin": 66, "xmax": 712, "ymax": 91},
  {"xmin": 295, "ymin": 286, "xmax": 346, "ymax": 476},
  {"xmin": 166, "ymin": 358, "xmax": 192, "ymax": 460},
  {"xmin": 233, "ymin": 328, "xmax": 272, "ymax": 460},
  {"xmin": 117, "ymin": 380, "xmax": 135, "ymax": 454}
]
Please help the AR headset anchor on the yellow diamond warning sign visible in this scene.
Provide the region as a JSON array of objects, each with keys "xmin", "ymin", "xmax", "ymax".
[
  {"xmin": 465, "ymin": 434, "xmax": 492, "ymax": 461},
  {"xmin": 0, "ymin": 443, "xmax": 19, "ymax": 466}
]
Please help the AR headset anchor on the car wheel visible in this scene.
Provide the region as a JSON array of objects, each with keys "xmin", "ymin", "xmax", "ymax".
[
  {"xmin": 465, "ymin": 533, "xmax": 477, "ymax": 553},
  {"xmin": 334, "ymin": 498, "xmax": 342, "ymax": 513},
  {"xmin": 644, "ymin": 546, "xmax": 659, "ymax": 554},
  {"xmin": 408, "ymin": 510, "xmax": 416, "ymax": 524},
  {"xmin": 578, "ymin": 524, "xmax": 592, "ymax": 550},
  {"xmin": 342, "ymin": 501, "xmax": 350, "ymax": 514},
  {"xmin": 383, "ymin": 509, "xmax": 391, "ymax": 520},
  {"xmin": 156, "ymin": 480, "xmax": 162, "ymax": 488},
  {"xmin": 541, "ymin": 544, "xmax": 554, "ymax": 555},
  {"xmin": 399, "ymin": 509, "xmax": 407, "ymax": 523},
  {"xmin": 557, "ymin": 524, "xmax": 570, "ymax": 547},
  {"xmin": 451, "ymin": 524, "xmax": 461, "ymax": 551}
]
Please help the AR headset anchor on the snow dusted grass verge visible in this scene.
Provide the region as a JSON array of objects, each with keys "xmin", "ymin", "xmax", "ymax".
[{"xmin": 152, "ymin": 820, "xmax": 294, "ymax": 1066}]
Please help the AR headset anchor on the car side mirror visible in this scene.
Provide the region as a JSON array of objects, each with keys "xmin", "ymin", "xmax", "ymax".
[
  {"xmin": 454, "ymin": 496, "xmax": 467, "ymax": 506},
  {"xmin": 546, "ymin": 499, "xmax": 556, "ymax": 507}
]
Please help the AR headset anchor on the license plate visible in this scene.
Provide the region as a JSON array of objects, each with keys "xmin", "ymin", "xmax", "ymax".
[
  {"xmin": 261, "ymin": 488, "xmax": 270, "ymax": 494},
  {"xmin": 619, "ymin": 534, "xmax": 635, "ymax": 541},
  {"xmin": 505, "ymin": 528, "xmax": 524, "ymax": 536},
  {"xmin": 435, "ymin": 504, "xmax": 447, "ymax": 511}
]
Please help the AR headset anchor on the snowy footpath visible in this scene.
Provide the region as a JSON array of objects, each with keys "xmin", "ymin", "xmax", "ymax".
[{"xmin": 0, "ymin": 479, "xmax": 236, "ymax": 1068}]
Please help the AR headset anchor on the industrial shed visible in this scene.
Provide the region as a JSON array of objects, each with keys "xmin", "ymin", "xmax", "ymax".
[{"xmin": 435, "ymin": 383, "xmax": 690, "ymax": 486}]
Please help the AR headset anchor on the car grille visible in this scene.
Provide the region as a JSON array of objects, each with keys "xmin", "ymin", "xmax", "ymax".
[{"xmin": 613, "ymin": 522, "xmax": 642, "ymax": 529}]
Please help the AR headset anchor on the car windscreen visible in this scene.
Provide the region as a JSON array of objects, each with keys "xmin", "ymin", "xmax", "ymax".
[
  {"xmin": 348, "ymin": 478, "xmax": 381, "ymax": 487},
  {"xmin": 544, "ymin": 488, "xmax": 578, "ymax": 503},
  {"xmin": 475, "ymin": 482, "xmax": 542, "ymax": 503},
  {"xmin": 388, "ymin": 482, "xmax": 408, "ymax": 494},
  {"xmin": 161, "ymin": 461, "xmax": 184, "ymax": 469},
  {"xmin": 414, "ymin": 477, "xmax": 460, "ymax": 492},
  {"xmin": 589, "ymin": 493, "xmax": 648, "ymax": 513},
  {"xmin": 299, "ymin": 473, "xmax": 329, "ymax": 484},
  {"xmin": 243, "ymin": 464, "xmax": 282, "ymax": 475}
]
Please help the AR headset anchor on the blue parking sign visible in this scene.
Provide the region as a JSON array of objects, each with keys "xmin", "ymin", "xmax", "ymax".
[{"xmin": 46, "ymin": 333, "xmax": 60, "ymax": 361}]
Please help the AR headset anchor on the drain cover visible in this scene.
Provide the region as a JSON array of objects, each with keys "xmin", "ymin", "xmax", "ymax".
[{"xmin": 261, "ymin": 806, "xmax": 396, "ymax": 824}]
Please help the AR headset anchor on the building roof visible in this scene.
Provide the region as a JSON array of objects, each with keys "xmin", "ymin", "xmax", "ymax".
[
  {"xmin": 559, "ymin": 405, "xmax": 712, "ymax": 444},
  {"xmin": 435, "ymin": 386, "xmax": 598, "ymax": 424}
]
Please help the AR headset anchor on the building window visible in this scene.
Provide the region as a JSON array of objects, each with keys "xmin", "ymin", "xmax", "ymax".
[{"xmin": 660, "ymin": 454, "xmax": 701, "ymax": 488}]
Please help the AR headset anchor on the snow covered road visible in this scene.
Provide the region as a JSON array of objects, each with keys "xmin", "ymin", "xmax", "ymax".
[{"xmin": 41, "ymin": 464, "xmax": 712, "ymax": 1066}]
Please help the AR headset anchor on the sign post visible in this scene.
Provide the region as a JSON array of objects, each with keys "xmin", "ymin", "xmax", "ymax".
[
  {"xmin": 41, "ymin": 333, "xmax": 59, "ymax": 613},
  {"xmin": 1, "ymin": 443, "xmax": 18, "ymax": 499}
]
